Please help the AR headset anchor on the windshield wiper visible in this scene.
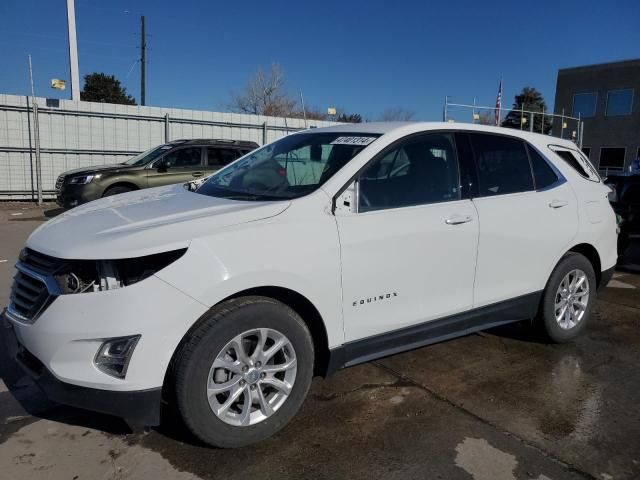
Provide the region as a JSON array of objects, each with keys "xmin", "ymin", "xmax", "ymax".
[{"xmin": 225, "ymin": 193, "xmax": 290, "ymax": 201}]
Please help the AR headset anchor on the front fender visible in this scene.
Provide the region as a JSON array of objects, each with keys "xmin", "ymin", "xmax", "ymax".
[
  {"xmin": 155, "ymin": 218, "xmax": 343, "ymax": 348},
  {"xmin": 99, "ymin": 174, "xmax": 144, "ymax": 195}
]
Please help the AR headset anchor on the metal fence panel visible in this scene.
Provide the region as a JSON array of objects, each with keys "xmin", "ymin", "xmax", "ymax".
[{"xmin": 0, "ymin": 94, "xmax": 338, "ymax": 200}]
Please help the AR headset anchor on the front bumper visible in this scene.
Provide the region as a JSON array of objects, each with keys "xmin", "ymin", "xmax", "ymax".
[
  {"xmin": 3, "ymin": 274, "xmax": 208, "ymax": 424},
  {"xmin": 56, "ymin": 183, "xmax": 103, "ymax": 208},
  {"xmin": 3, "ymin": 315, "xmax": 161, "ymax": 425}
]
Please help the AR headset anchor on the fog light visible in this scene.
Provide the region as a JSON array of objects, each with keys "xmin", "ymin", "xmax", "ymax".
[{"xmin": 94, "ymin": 335, "xmax": 140, "ymax": 378}]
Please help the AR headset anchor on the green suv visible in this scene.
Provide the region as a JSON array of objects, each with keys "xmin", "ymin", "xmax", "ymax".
[{"xmin": 55, "ymin": 139, "xmax": 258, "ymax": 208}]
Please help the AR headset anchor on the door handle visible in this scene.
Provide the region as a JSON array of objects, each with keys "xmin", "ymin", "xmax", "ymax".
[
  {"xmin": 549, "ymin": 199, "xmax": 568, "ymax": 209},
  {"xmin": 192, "ymin": 172, "xmax": 204, "ymax": 178},
  {"xmin": 445, "ymin": 215, "xmax": 473, "ymax": 225}
]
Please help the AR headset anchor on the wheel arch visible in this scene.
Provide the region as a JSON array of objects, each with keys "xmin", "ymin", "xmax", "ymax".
[
  {"xmin": 567, "ymin": 243, "xmax": 602, "ymax": 288},
  {"xmin": 101, "ymin": 181, "xmax": 140, "ymax": 196},
  {"xmin": 225, "ymin": 286, "xmax": 331, "ymax": 377},
  {"xmin": 163, "ymin": 285, "xmax": 332, "ymax": 402}
]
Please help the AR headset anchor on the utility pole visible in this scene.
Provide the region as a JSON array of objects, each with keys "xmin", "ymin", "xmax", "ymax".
[
  {"xmin": 140, "ymin": 15, "xmax": 146, "ymax": 106},
  {"xmin": 443, "ymin": 95, "xmax": 449, "ymax": 122},
  {"xmin": 66, "ymin": 0, "xmax": 81, "ymax": 101},
  {"xmin": 28, "ymin": 55, "xmax": 42, "ymax": 205},
  {"xmin": 299, "ymin": 89, "xmax": 307, "ymax": 128}
]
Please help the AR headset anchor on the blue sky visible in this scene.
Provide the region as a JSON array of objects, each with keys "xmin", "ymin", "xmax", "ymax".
[{"xmin": 1, "ymin": 0, "xmax": 638, "ymax": 120}]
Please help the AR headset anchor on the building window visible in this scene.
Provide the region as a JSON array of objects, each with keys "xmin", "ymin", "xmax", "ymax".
[
  {"xmin": 582, "ymin": 147, "xmax": 591, "ymax": 159},
  {"xmin": 606, "ymin": 89, "xmax": 634, "ymax": 116},
  {"xmin": 572, "ymin": 92, "xmax": 597, "ymax": 118},
  {"xmin": 599, "ymin": 147, "xmax": 626, "ymax": 171}
]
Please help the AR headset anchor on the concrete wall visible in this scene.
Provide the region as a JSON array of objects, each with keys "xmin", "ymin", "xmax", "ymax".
[
  {"xmin": 0, "ymin": 94, "xmax": 338, "ymax": 200},
  {"xmin": 553, "ymin": 59, "xmax": 640, "ymax": 171}
]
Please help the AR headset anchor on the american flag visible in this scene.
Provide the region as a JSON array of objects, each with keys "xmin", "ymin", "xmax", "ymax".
[{"xmin": 495, "ymin": 79, "xmax": 503, "ymax": 126}]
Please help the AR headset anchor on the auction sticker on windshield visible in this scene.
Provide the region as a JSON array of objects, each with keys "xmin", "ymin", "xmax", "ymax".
[{"xmin": 330, "ymin": 136, "xmax": 377, "ymax": 146}]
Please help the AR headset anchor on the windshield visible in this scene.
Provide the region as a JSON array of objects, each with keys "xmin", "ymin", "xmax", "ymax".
[
  {"xmin": 196, "ymin": 132, "xmax": 380, "ymax": 200},
  {"xmin": 123, "ymin": 144, "xmax": 174, "ymax": 166}
]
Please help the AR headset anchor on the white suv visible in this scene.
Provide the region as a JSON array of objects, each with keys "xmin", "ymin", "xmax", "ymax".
[{"xmin": 4, "ymin": 123, "xmax": 617, "ymax": 447}]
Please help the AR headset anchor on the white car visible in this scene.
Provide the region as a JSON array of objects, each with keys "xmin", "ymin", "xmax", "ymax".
[{"xmin": 4, "ymin": 122, "xmax": 616, "ymax": 447}]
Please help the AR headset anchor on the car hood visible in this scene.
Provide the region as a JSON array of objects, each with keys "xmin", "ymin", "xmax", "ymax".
[
  {"xmin": 27, "ymin": 184, "xmax": 290, "ymax": 259},
  {"xmin": 61, "ymin": 163, "xmax": 138, "ymax": 177}
]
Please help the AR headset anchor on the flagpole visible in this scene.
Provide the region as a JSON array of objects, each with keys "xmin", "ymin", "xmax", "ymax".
[
  {"xmin": 498, "ymin": 75, "xmax": 503, "ymax": 125},
  {"xmin": 494, "ymin": 77, "xmax": 503, "ymax": 126}
]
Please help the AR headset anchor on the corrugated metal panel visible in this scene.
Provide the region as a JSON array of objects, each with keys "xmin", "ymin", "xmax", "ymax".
[{"xmin": 0, "ymin": 94, "xmax": 340, "ymax": 198}]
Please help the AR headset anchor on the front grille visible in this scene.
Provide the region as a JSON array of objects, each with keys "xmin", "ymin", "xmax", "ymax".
[
  {"xmin": 8, "ymin": 271, "xmax": 53, "ymax": 323},
  {"xmin": 20, "ymin": 248, "xmax": 66, "ymax": 276},
  {"xmin": 7, "ymin": 249, "xmax": 65, "ymax": 324},
  {"xmin": 55, "ymin": 175, "xmax": 65, "ymax": 191}
]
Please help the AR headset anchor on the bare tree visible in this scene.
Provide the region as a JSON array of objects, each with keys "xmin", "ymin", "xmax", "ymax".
[
  {"xmin": 229, "ymin": 63, "xmax": 297, "ymax": 117},
  {"xmin": 303, "ymin": 107, "xmax": 329, "ymax": 121},
  {"xmin": 305, "ymin": 106, "xmax": 364, "ymax": 123},
  {"xmin": 380, "ymin": 107, "xmax": 416, "ymax": 121}
]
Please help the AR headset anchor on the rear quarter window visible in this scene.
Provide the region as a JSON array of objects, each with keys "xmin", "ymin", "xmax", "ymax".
[{"xmin": 549, "ymin": 145, "xmax": 600, "ymax": 182}]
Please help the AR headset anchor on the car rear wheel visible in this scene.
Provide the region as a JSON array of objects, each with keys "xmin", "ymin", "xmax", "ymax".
[
  {"xmin": 539, "ymin": 252, "xmax": 596, "ymax": 343},
  {"xmin": 103, "ymin": 185, "xmax": 134, "ymax": 197},
  {"xmin": 173, "ymin": 296, "xmax": 314, "ymax": 448}
]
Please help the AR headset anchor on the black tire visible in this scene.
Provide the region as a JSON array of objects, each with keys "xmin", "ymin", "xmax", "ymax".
[
  {"xmin": 173, "ymin": 296, "xmax": 314, "ymax": 448},
  {"xmin": 539, "ymin": 252, "xmax": 597, "ymax": 343},
  {"xmin": 103, "ymin": 185, "xmax": 134, "ymax": 197}
]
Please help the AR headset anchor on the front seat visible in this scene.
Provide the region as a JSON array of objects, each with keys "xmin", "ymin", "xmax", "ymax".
[{"xmin": 403, "ymin": 145, "xmax": 448, "ymax": 205}]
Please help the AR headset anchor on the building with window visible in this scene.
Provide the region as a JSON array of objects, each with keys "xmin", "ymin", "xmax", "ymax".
[{"xmin": 553, "ymin": 59, "xmax": 640, "ymax": 173}]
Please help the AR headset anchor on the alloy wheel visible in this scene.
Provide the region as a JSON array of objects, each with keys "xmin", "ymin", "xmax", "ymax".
[
  {"xmin": 554, "ymin": 269, "xmax": 590, "ymax": 330},
  {"xmin": 206, "ymin": 328, "xmax": 297, "ymax": 426}
]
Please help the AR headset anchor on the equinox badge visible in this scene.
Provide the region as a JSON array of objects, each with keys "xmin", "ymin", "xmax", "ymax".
[{"xmin": 353, "ymin": 292, "xmax": 398, "ymax": 307}]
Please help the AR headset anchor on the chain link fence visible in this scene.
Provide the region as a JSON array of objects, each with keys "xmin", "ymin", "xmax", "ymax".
[{"xmin": 442, "ymin": 98, "xmax": 584, "ymax": 146}]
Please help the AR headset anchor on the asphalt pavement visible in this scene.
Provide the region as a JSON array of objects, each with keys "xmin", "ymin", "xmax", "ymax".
[{"xmin": 0, "ymin": 203, "xmax": 638, "ymax": 480}]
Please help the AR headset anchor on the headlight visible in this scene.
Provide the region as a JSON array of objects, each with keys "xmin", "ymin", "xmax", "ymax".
[
  {"xmin": 53, "ymin": 248, "xmax": 187, "ymax": 294},
  {"xmin": 69, "ymin": 174, "xmax": 101, "ymax": 184}
]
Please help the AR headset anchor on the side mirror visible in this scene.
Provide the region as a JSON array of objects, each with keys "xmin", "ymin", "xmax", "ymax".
[{"xmin": 334, "ymin": 180, "xmax": 357, "ymax": 215}]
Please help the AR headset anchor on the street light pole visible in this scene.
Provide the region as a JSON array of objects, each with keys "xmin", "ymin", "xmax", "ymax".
[{"xmin": 66, "ymin": 0, "xmax": 81, "ymax": 101}]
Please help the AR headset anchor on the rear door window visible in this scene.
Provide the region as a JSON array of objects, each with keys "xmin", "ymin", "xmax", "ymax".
[
  {"xmin": 527, "ymin": 145, "xmax": 559, "ymax": 189},
  {"xmin": 470, "ymin": 133, "xmax": 534, "ymax": 196},
  {"xmin": 207, "ymin": 148, "xmax": 240, "ymax": 168},
  {"xmin": 160, "ymin": 147, "xmax": 202, "ymax": 168}
]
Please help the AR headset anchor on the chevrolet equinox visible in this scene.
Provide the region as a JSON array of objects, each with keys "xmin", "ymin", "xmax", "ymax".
[{"xmin": 4, "ymin": 123, "xmax": 617, "ymax": 447}]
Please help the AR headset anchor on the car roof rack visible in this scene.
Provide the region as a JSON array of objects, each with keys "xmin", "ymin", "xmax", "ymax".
[{"xmin": 168, "ymin": 139, "xmax": 259, "ymax": 147}]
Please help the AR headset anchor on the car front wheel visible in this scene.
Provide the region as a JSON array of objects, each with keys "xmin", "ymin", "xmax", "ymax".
[{"xmin": 173, "ymin": 296, "xmax": 314, "ymax": 448}]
